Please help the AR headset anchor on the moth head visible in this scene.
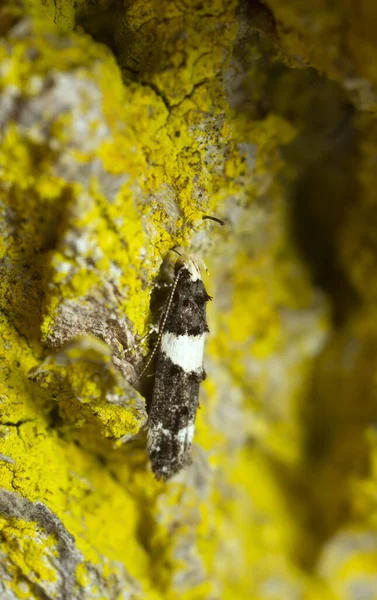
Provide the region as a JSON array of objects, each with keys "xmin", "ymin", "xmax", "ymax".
[
  {"xmin": 175, "ymin": 253, "xmax": 208, "ymax": 281},
  {"xmin": 172, "ymin": 215, "xmax": 223, "ymax": 282}
]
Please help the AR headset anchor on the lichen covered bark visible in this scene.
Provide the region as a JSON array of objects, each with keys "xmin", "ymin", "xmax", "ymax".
[{"xmin": 1, "ymin": 0, "xmax": 377, "ymax": 599}]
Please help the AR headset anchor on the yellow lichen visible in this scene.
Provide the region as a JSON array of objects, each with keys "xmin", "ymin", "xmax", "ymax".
[{"xmin": 2, "ymin": 0, "xmax": 367, "ymax": 598}]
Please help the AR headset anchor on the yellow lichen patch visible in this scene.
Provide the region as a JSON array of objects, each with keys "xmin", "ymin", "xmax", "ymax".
[
  {"xmin": 0, "ymin": 301, "xmax": 150, "ymax": 593},
  {"xmin": 0, "ymin": 125, "xmax": 66, "ymax": 211},
  {"xmin": 25, "ymin": 0, "xmax": 81, "ymax": 33},
  {"xmin": 0, "ymin": 426, "xmax": 155, "ymax": 594},
  {"xmin": 0, "ymin": 17, "xmax": 155, "ymax": 345},
  {"xmin": 225, "ymin": 113, "xmax": 296, "ymax": 201},
  {"xmin": 0, "ymin": 1, "xmax": 350, "ymax": 599},
  {"xmin": 58, "ymin": 445, "xmax": 146, "ymax": 574},
  {"xmin": 0, "ymin": 358, "xmax": 151, "ymax": 596},
  {"xmin": 198, "ymin": 448, "xmax": 324, "ymax": 599},
  {"xmin": 28, "ymin": 337, "xmax": 147, "ymax": 450},
  {"xmin": 0, "ymin": 128, "xmax": 74, "ymax": 342},
  {"xmin": 0, "ymin": 315, "xmax": 41, "ymax": 423},
  {"xmin": 120, "ymin": 0, "xmax": 239, "ymax": 106},
  {"xmin": 0, "ymin": 515, "xmax": 58, "ymax": 594}
]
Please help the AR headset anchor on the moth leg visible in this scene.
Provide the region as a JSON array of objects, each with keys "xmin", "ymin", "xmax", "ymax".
[
  {"xmin": 127, "ymin": 294, "xmax": 169, "ymax": 357},
  {"xmin": 125, "ymin": 324, "xmax": 159, "ymax": 355}
]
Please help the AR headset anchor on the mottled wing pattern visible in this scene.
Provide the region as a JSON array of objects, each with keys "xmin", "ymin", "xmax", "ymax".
[
  {"xmin": 147, "ymin": 354, "xmax": 202, "ymax": 480},
  {"xmin": 147, "ymin": 257, "xmax": 210, "ymax": 481}
]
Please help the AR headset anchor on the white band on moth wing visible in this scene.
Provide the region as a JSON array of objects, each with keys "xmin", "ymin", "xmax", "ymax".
[
  {"xmin": 161, "ymin": 332, "xmax": 205, "ymax": 373},
  {"xmin": 176, "ymin": 423, "xmax": 195, "ymax": 449}
]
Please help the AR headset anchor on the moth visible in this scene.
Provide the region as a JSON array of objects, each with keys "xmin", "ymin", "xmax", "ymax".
[{"xmin": 147, "ymin": 253, "xmax": 211, "ymax": 481}]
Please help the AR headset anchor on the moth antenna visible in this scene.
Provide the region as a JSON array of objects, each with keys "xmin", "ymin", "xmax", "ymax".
[
  {"xmin": 135, "ymin": 269, "xmax": 183, "ymax": 382},
  {"xmin": 202, "ymin": 215, "xmax": 225, "ymax": 227}
]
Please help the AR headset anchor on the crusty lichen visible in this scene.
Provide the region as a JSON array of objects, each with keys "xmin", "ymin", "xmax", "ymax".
[
  {"xmin": 4, "ymin": 0, "xmax": 377, "ymax": 598},
  {"xmin": 0, "ymin": 0, "xmax": 330, "ymax": 597}
]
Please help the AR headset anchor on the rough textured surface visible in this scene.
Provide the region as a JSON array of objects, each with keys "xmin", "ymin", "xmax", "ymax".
[{"xmin": 1, "ymin": 0, "xmax": 377, "ymax": 598}]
